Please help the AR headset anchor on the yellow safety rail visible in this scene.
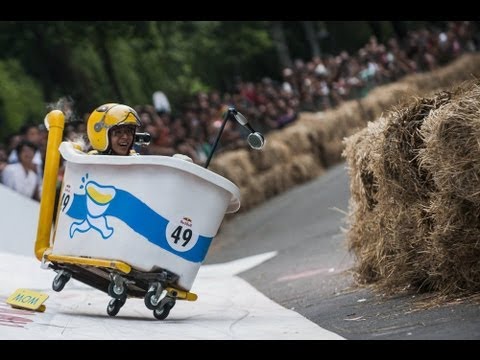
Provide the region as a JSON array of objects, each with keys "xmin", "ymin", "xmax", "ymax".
[{"xmin": 35, "ymin": 110, "xmax": 65, "ymax": 261}]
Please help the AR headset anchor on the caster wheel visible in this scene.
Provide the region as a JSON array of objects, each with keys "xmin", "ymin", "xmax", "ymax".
[
  {"xmin": 153, "ymin": 303, "xmax": 172, "ymax": 320},
  {"xmin": 107, "ymin": 298, "xmax": 125, "ymax": 317},
  {"xmin": 153, "ymin": 298, "xmax": 175, "ymax": 320},
  {"xmin": 108, "ymin": 281, "xmax": 126, "ymax": 299},
  {"xmin": 144, "ymin": 284, "xmax": 163, "ymax": 310},
  {"xmin": 52, "ymin": 272, "xmax": 71, "ymax": 292}
]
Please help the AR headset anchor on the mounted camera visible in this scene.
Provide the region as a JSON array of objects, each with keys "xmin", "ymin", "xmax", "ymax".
[{"xmin": 135, "ymin": 132, "xmax": 152, "ymax": 146}]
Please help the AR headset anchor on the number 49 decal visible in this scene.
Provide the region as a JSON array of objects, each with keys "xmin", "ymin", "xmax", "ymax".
[
  {"xmin": 166, "ymin": 220, "xmax": 199, "ymax": 252},
  {"xmin": 60, "ymin": 192, "xmax": 71, "ymax": 212}
]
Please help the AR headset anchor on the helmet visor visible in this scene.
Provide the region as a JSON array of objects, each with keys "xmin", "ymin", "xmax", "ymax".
[
  {"xmin": 95, "ymin": 104, "xmax": 141, "ymax": 131},
  {"xmin": 106, "ymin": 105, "xmax": 141, "ymax": 128}
]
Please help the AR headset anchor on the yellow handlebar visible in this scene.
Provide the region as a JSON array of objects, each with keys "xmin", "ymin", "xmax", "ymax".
[{"xmin": 34, "ymin": 110, "xmax": 65, "ymax": 261}]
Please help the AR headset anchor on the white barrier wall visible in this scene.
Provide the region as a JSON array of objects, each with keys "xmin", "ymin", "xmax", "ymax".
[{"xmin": 0, "ymin": 184, "xmax": 39, "ymax": 257}]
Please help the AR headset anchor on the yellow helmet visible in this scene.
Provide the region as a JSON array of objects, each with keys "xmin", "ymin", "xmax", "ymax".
[{"xmin": 87, "ymin": 103, "xmax": 141, "ymax": 152}]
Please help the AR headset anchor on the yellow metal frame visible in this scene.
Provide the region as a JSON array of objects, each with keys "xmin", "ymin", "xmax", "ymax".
[
  {"xmin": 35, "ymin": 110, "xmax": 65, "ymax": 261},
  {"xmin": 47, "ymin": 254, "xmax": 197, "ymax": 301},
  {"xmin": 47, "ymin": 254, "xmax": 132, "ymax": 274}
]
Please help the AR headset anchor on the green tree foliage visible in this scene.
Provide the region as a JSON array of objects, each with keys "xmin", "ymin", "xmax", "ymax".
[
  {"xmin": 69, "ymin": 41, "xmax": 112, "ymax": 113},
  {"xmin": 0, "ymin": 59, "xmax": 43, "ymax": 139},
  {"xmin": 187, "ymin": 21, "xmax": 276, "ymax": 91},
  {"xmin": 0, "ymin": 21, "xmax": 430, "ymax": 140},
  {"xmin": 323, "ymin": 21, "xmax": 373, "ymax": 55}
]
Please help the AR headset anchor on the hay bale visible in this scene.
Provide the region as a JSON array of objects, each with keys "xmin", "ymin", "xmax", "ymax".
[
  {"xmin": 301, "ymin": 101, "xmax": 368, "ymax": 167},
  {"xmin": 322, "ymin": 140, "xmax": 346, "ymax": 167},
  {"xmin": 238, "ymin": 177, "xmax": 266, "ymax": 212},
  {"xmin": 344, "ymin": 89, "xmax": 455, "ymax": 295},
  {"xmin": 249, "ymin": 137, "xmax": 292, "ymax": 172},
  {"xmin": 346, "ymin": 118, "xmax": 436, "ymax": 290},
  {"xmin": 408, "ymin": 53, "xmax": 480, "ymax": 93},
  {"xmin": 247, "ymin": 153, "xmax": 324, "ymax": 207},
  {"xmin": 272, "ymin": 123, "xmax": 316, "ymax": 154},
  {"xmin": 314, "ymin": 101, "xmax": 366, "ymax": 168},
  {"xmin": 257, "ymin": 163, "xmax": 295, "ymax": 199},
  {"xmin": 287, "ymin": 153, "xmax": 324, "ymax": 184},
  {"xmin": 322, "ymin": 101, "xmax": 367, "ymax": 139},
  {"xmin": 344, "ymin": 117, "xmax": 387, "ymax": 212},
  {"xmin": 415, "ymin": 80, "xmax": 480, "ymax": 294},
  {"xmin": 419, "ymin": 81, "xmax": 480, "ymax": 203},
  {"xmin": 297, "ymin": 111, "xmax": 324, "ymax": 123},
  {"xmin": 297, "ymin": 111, "xmax": 326, "ymax": 128},
  {"xmin": 423, "ymin": 193, "xmax": 480, "ymax": 293},
  {"xmin": 380, "ymin": 91, "xmax": 453, "ymax": 202},
  {"xmin": 367, "ymin": 91, "xmax": 453, "ymax": 292},
  {"xmin": 296, "ymin": 115, "xmax": 330, "ymax": 167},
  {"xmin": 209, "ymin": 148, "xmax": 256, "ymax": 187},
  {"xmin": 344, "ymin": 117, "xmax": 395, "ymax": 285},
  {"xmin": 349, "ymin": 202, "xmax": 434, "ymax": 290},
  {"xmin": 360, "ymin": 82, "xmax": 420, "ymax": 121}
]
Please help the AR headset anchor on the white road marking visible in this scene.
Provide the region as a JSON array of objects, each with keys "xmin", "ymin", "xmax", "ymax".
[
  {"xmin": 0, "ymin": 185, "xmax": 343, "ymax": 339},
  {"xmin": 0, "ymin": 251, "xmax": 343, "ymax": 339}
]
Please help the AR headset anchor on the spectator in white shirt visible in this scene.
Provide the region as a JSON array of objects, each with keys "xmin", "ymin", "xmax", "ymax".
[
  {"xmin": 1, "ymin": 141, "xmax": 41, "ymax": 201},
  {"xmin": 8, "ymin": 123, "xmax": 43, "ymax": 178}
]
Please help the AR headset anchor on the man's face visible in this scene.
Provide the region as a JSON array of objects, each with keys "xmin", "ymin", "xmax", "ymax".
[{"xmin": 109, "ymin": 125, "xmax": 135, "ymax": 155}]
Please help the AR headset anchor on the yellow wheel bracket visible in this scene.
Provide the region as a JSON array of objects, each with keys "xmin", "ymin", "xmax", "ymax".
[
  {"xmin": 166, "ymin": 287, "xmax": 198, "ymax": 301},
  {"xmin": 47, "ymin": 254, "xmax": 131, "ymax": 274}
]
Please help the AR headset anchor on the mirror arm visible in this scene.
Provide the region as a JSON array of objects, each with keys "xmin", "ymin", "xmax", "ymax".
[{"xmin": 204, "ymin": 108, "xmax": 231, "ymax": 169}]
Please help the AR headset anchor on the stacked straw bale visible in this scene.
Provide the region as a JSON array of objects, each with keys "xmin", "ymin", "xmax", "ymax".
[
  {"xmin": 360, "ymin": 82, "xmax": 420, "ymax": 122},
  {"xmin": 418, "ymin": 82, "xmax": 480, "ymax": 294},
  {"xmin": 344, "ymin": 80, "xmax": 480, "ymax": 297},
  {"xmin": 209, "ymin": 148, "xmax": 256, "ymax": 188},
  {"xmin": 249, "ymin": 137, "xmax": 291, "ymax": 172},
  {"xmin": 297, "ymin": 100, "xmax": 367, "ymax": 167}
]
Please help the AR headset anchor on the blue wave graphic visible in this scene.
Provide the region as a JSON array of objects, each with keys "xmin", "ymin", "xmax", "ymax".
[{"xmin": 66, "ymin": 190, "xmax": 212, "ymax": 263}]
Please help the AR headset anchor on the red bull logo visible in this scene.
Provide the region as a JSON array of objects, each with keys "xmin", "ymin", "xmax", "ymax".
[{"xmin": 181, "ymin": 217, "xmax": 192, "ymax": 227}]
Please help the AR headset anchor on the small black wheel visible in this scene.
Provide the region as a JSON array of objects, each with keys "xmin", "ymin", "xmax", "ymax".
[
  {"xmin": 144, "ymin": 290, "xmax": 162, "ymax": 310},
  {"xmin": 107, "ymin": 298, "xmax": 125, "ymax": 317},
  {"xmin": 52, "ymin": 273, "xmax": 70, "ymax": 292},
  {"xmin": 108, "ymin": 281, "xmax": 126, "ymax": 299},
  {"xmin": 153, "ymin": 303, "xmax": 173, "ymax": 320},
  {"xmin": 153, "ymin": 298, "xmax": 175, "ymax": 320}
]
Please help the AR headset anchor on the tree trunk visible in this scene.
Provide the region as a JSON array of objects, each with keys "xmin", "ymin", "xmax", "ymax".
[
  {"xmin": 368, "ymin": 21, "xmax": 383, "ymax": 41},
  {"xmin": 95, "ymin": 26, "xmax": 124, "ymax": 103},
  {"xmin": 30, "ymin": 26, "xmax": 55, "ymax": 101},
  {"xmin": 270, "ymin": 21, "xmax": 293, "ymax": 70},
  {"xmin": 302, "ymin": 21, "xmax": 321, "ymax": 58},
  {"xmin": 391, "ymin": 21, "xmax": 408, "ymax": 41}
]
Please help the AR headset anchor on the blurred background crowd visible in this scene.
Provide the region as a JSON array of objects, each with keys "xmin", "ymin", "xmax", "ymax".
[{"xmin": 0, "ymin": 21, "xmax": 478, "ymax": 201}]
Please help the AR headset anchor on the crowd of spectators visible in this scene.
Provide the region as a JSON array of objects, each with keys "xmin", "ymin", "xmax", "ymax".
[{"xmin": 1, "ymin": 21, "xmax": 478, "ymax": 201}]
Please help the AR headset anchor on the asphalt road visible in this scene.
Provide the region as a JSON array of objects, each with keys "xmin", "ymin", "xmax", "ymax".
[{"xmin": 206, "ymin": 162, "xmax": 480, "ymax": 340}]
